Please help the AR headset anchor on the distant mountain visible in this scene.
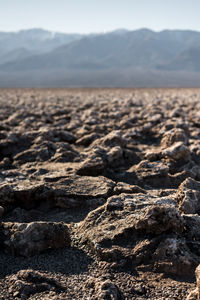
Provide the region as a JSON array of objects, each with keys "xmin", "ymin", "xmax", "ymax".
[
  {"xmin": 0, "ymin": 47, "xmax": 32, "ymax": 64},
  {"xmin": 0, "ymin": 28, "xmax": 83, "ymax": 64},
  {"xmin": 0, "ymin": 28, "xmax": 200, "ymax": 87},
  {"xmin": 158, "ymin": 47, "xmax": 200, "ymax": 72}
]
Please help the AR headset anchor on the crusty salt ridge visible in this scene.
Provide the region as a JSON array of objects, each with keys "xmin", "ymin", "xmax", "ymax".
[{"xmin": 0, "ymin": 88, "xmax": 200, "ymax": 298}]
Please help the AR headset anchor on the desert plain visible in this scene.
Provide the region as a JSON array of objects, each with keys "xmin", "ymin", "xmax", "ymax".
[{"xmin": 0, "ymin": 88, "xmax": 200, "ymax": 299}]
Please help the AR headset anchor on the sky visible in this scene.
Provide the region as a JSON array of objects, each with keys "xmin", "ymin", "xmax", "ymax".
[{"xmin": 0, "ymin": 0, "xmax": 200, "ymax": 33}]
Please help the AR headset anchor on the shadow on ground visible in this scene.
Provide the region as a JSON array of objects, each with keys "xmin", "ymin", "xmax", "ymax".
[{"xmin": 0, "ymin": 246, "xmax": 93, "ymax": 278}]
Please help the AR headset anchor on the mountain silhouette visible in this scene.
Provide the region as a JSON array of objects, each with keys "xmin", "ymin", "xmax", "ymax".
[{"xmin": 0, "ymin": 28, "xmax": 200, "ymax": 87}]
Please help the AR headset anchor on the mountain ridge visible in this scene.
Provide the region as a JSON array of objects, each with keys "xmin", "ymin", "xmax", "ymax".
[{"xmin": 0, "ymin": 28, "xmax": 200, "ymax": 87}]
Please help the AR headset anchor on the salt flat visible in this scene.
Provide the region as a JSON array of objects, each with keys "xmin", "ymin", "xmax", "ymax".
[{"xmin": 0, "ymin": 88, "xmax": 200, "ymax": 299}]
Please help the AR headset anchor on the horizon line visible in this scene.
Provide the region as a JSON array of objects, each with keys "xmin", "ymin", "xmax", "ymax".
[{"xmin": 0, "ymin": 27, "xmax": 200, "ymax": 35}]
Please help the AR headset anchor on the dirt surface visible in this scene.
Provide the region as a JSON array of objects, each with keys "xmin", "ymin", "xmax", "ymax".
[{"xmin": 0, "ymin": 88, "xmax": 200, "ymax": 299}]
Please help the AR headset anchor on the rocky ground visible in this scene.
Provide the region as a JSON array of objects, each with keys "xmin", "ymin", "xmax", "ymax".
[{"xmin": 0, "ymin": 88, "xmax": 200, "ymax": 299}]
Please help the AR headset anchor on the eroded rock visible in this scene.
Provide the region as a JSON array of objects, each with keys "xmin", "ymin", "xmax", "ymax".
[
  {"xmin": 91, "ymin": 130, "xmax": 127, "ymax": 148},
  {"xmin": 153, "ymin": 238, "xmax": 198, "ymax": 275},
  {"xmin": 161, "ymin": 128, "xmax": 188, "ymax": 148},
  {"xmin": 3, "ymin": 221, "xmax": 70, "ymax": 256},
  {"xmin": 176, "ymin": 178, "xmax": 200, "ymax": 214},
  {"xmin": 78, "ymin": 193, "xmax": 194, "ymax": 275},
  {"xmin": 135, "ymin": 205, "xmax": 183, "ymax": 234},
  {"xmin": 8, "ymin": 269, "xmax": 65, "ymax": 300},
  {"xmin": 89, "ymin": 278, "xmax": 124, "ymax": 300},
  {"xmin": 113, "ymin": 182, "xmax": 146, "ymax": 195},
  {"xmin": 1, "ymin": 89, "xmax": 200, "ymax": 298},
  {"xmin": 162, "ymin": 142, "xmax": 190, "ymax": 161},
  {"xmin": 77, "ymin": 155, "xmax": 105, "ymax": 176},
  {"xmin": 128, "ymin": 160, "xmax": 170, "ymax": 187}
]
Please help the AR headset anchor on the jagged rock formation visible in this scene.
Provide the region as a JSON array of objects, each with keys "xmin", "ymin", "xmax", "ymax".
[
  {"xmin": 2, "ymin": 221, "xmax": 70, "ymax": 256},
  {"xmin": 0, "ymin": 88, "xmax": 200, "ymax": 299}
]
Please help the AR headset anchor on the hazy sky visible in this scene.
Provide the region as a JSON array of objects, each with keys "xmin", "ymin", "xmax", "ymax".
[{"xmin": 0, "ymin": 0, "xmax": 200, "ymax": 33}]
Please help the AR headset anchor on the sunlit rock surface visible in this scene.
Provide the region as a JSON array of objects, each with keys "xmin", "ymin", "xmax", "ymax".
[{"xmin": 0, "ymin": 88, "xmax": 200, "ymax": 299}]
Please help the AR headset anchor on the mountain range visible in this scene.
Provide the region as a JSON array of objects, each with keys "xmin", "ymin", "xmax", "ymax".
[{"xmin": 0, "ymin": 28, "xmax": 200, "ymax": 87}]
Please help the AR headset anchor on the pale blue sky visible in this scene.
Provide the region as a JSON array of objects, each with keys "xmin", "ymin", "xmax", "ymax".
[{"xmin": 0, "ymin": 0, "xmax": 199, "ymax": 33}]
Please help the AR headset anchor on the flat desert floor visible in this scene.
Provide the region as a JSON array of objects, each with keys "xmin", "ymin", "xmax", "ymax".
[{"xmin": 0, "ymin": 88, "xmax": 200, "ymax": 299}]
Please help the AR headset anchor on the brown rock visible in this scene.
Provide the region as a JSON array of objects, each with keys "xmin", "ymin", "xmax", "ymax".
[
  {"xmin": 77, "ymin": 155, "xmax": 105, "ymax": 176},
  {"xmin": 8, "ymin": 269, "xmax": 65, "ymax": 300},
  {"xmin": 135, "ymin": 205, "xmax": 183, "ymax": 234},
  {"xmin": 113, "ymin": 182, "xmax": 146, "ymax": 195},
  {"xmin": 129, "ymin": 160, "xmax": 170, "ymax": 187},
  {"xmin": 94, "ymin": 279, "xmax": 124, "ymax": 300},
  {"xmin": 91, "ymin": 130, "xmax": 127, "ymax": 148},
  {"xmin": 176, "ymin": 177, "xmax": 200, "ymax": 214},
  {"xmin": 153, "ymin": 238, "xmax": 198, "ymax": 276},
  {"xmin": 3, "ymin": 221, "xmax": 70, "ymax": 256},
  {"xmin": 76, "ymin": 132, "xmax": 100, "ymax": 146},
  {"xmin": 54, "ymin": 175, "xmax": 114, "ymax": 199},
  {"xmin": 106, "ymin": 146, "xmax": 123, "ymax": 164},
  {"xmin": 162, "ymin": 142, "xmax": 190, "ymax": 161},
  {"xmin": 161, "ymin": 128, "xmax": 188, "ymax": 148},
  {"xmin": 78, "ymin": 193, "xmax": 193, "ymax": 275}
]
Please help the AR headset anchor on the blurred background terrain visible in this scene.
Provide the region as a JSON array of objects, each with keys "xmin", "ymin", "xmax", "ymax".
[{"xmin": 0, "ymin": 0, "xmax": 200, "ymax": 87}]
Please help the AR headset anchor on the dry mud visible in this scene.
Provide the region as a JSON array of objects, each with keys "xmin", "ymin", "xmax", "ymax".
[{"xmin": 0, "ymin": 88, "xmax": 200, "ymax": 299}]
